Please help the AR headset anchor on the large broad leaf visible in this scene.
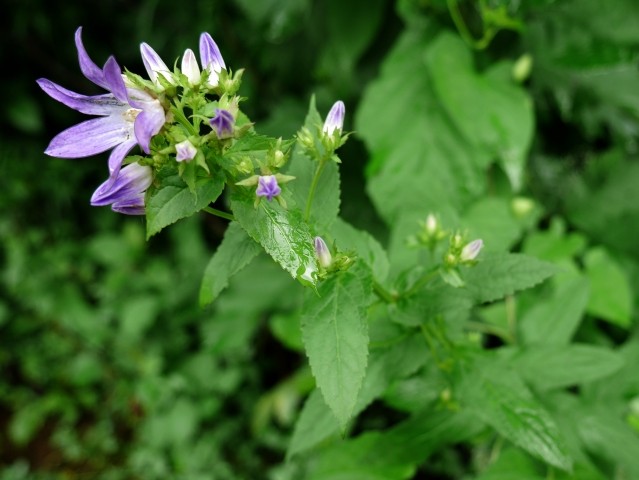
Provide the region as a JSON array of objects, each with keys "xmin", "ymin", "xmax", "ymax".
[
  {"xmin": 458, "ymin": 352, "xmax": 573, "ymax": 471},
  {"xmin": 356, "ymin": 29, "xmax": 488, "ymax": 224},
  {"xmin": 506, "ymin": 344, "xmax": 624, "ymax": 391},
  {"xmin": 286, "ymin": 97, "xmax": 341, "ymax": 231},
  {"xmin": 426, "ymin": 33, "xmax": 534, "ymax": 190},
  {"xmin": 520, "ymin": 275, "xmax": 590, "ymax": 345},
  {"xmin": 462, "ymin": 197, "xmax": 524, "ymax": 253},
  {"xmin": 199, "ymin": 222, "xmax": 261, "ymax": 306},
  {"xmin": 231, "ymin": 193, "xmax": 319, "ymax": 287},
  {"xmin": 146, "ymin": 168, "xmax": 225, "ymax": 238},
  {"xmin": 461, "ymin": 253, "xmax": 557, "ymax": 303},
  {"xmin": 584, "ymin": 247, "xmax": 633, "ymax": 328},
  {"xmin": 301, "ymin": 268, "xmax": 371, "ymax": 429}
]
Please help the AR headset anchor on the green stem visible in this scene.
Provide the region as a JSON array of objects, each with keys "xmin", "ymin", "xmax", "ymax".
[
  {"xmin": 373, "ymin": 280, "xmax": 397, "ymax": 304},
  {"xmin": 304, "ymin": 159, "xmax": 327, "ymax": 222},
  {"xmin": 465, "ymin": 320, "xmax": 513, "ymax": 343},
  {"xmin": 171, "ymin": 102, "xmax": 198, "ymax": 136},
  {"xmin": 203, "ymin": 206, "xmax": 235, "ymax": 221},
  {"xmin": 403, "ymin": 268, "xmax": 440, "ymax": 298}
]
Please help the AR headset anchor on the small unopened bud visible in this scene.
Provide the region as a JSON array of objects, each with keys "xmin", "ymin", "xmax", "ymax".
[
  {"xmin": 256, "ymin": 175, "xmax": 281, "ymax": 201},
  {"xmin": 181, "ymin": 49, "xmax": 201, "ymax": 86},
  {"xmin": 314, "ymin": 236, "xmax": 332, "ymax": 268},
  {"xmin": 460, "ymin": 239, "xmax": 483, "ymax": 262},
  {"xmin": 426, "ymin": 213, "xmax": 438, "ymax": 236},
  {"xmin": 175, "ymin": 139, "xmax": 197, "ymax": 162},
  {"xmin": 322, "ymin": 100, "xmax": 345, "ymax": 135}
]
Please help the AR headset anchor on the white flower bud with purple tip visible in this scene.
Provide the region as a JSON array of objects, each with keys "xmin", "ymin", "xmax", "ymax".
[
  {"xmin": 314, "ymin": 237, "xmax": 332, "ymax": 268},
  {"xmin": 181, "ymin": 48, "xmax": 201, "ymax": 86},
  {"xmin": 199, "ymin": 32, "xmax": 226, "ymax": 88},
  {"xmin": 322, "ymin": 100, "xmax": 345, "ymax": 135},
  {"xmin": 140, "ymin": 42, "xmax": 175, "ymax": 87},
  {"xmin": 175, "ymin": 139, "xmax": 197, "ymax": 162},
  {"xmin": 256, "ymin": 175, "xmax": 281, "ymax": 201},
  {"xmin": 460, "ymin": 239, "xmax": 483, "ymax": 262}
]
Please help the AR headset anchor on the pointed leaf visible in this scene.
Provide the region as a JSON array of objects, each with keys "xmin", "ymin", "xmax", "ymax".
[
  {"xmin": 301, "ymin": 268, "xmax": 370, "ymax": 429},
  {"xmin": 199, "ymin": 222, "xmax": 261, "ymax": 306}
]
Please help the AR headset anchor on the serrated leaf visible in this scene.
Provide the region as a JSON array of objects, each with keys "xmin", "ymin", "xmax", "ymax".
[
  {"xmin": 462, "ymin": 253, "xmax": 557, "ymax": 303},
  {"xmin": 584, "ymin": 247, "xmax": 632, "ymax": 328},
  {"xmin": 426, "ymin": 33, "xmax": 534, "ymax": 190},
  {"xmin": 231, "ymin": 195, "xmax": 319, "ymax": 287},
  {"xmin": 458, "ymin": 353, "xmax": 573, "ymax": 471},
  {"xmin": 462, "ymin": 197, "xmax": 523, "ymax": 252},
  {"xmin": 146, "ymin": 169, "xmax": 225, "ymax": 238},
  {"xmin": 199, "ymin": 222, "xmax": 261, "ymax": 306},
  {"xmin": 301, "ymin": 269, "xmax": 370, "ymax": 429},
  {"xmin": 508, "ymin": 344, "xmax": 624, "ymax": 391}
]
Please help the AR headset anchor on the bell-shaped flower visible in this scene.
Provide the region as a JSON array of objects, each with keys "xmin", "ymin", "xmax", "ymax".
[
  {"xmin": 181, "ymin": 49, "xmax": 201, "ymax": 86},
  {"xmin": 175, "ymin": 139, "xmax": 197, "ymax": 162},
  {"xmin": 199, "ymin": 32, "xmax": 226, "ymax": 88},
  {"xmin": 91, "ymin": 162, "xmax": 153, "ymax": 215},
  {"xmin": 256, "ymin": 175, "xmax": 281, "ymax": 201},
  {"xmin": 37, "ymin": 27, "xmax": 166, "ymax": 182},
  {"xmin": 322, "ymin": 100, "xmax": 345, "ymax": 135},
  {"xmin": 140, "ymin": 42, "xmax": 176, "ymax": 88},
  {"xmin": 209, "ymin": 109, "xmax": 234, "ymax": 138}
]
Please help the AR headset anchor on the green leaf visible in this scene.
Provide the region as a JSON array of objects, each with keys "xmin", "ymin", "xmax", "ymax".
[
  {"xmin": 458, "ymin": 353, "xmax": 573, "ymax": 471},
  {"xmin": 356, "ymin": 29, "xmax": 487, "ymax": 223},
  {"xmin": 426, "ymin": 33, "xmax": 534, "ymax": 190},
  {"xmin": 231, "ymin": 194, "xmax": 319, "ymax": 287},
  {"xmin": 462, "ymin": 253, "xmax": 558, "ymax": 303},
  {"xmin": 584, "ymin": 247, "xmax": 632, "ymax": 328},
  {"xmin": 199, "ymin": 222, "xmax": 261, "ymax": 306},
  {"xmin": 519, "ymin": 275, "xmax": 590, "ymax": 345},
  {"xmin": 507, "ymin": 344, "xmax": 624, "ymax": 390},
  {"xmin": 462, "ymin": 197, "xmax": 523, "ymax": 252},
  {"xmin": 146, "ymin": 168, "xmax": 225, "ymax": 238},
  {"xmin": 301, "ymin": 268, "xmax": 371, "ymax": 429}
]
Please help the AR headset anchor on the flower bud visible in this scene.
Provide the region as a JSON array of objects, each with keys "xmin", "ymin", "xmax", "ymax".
[
  {"xmin": 256, "ymin": 175, "xmax": 281, "ymax": 201},
  {"xmin": 140, "ymin": 42, "xmax": 174, "ymax": 88},
  {"xmin": 322, "ymin": 100, "xmax": 345, "ymax": 136},
  {"xmin": 181, "ymin": 48, "xmax": 201, "ymax": 86},
  {"xmin": 175, "ymin": 139, "xmax": 197, "ymax": 162},
  {"xmin": 199, "ymin": 32, "xmax": 226, "ymax": 88},
  {"xmin": 210, "ymin": 108, "xmax": 235, "ymax": 139},
  {"xmin": 460, "ymin": 239, "xmax": 483, "ymax": 262},
  {"xmin": 426, "ymin": 213, "xmax": 438, "ymax": 236},
  {"xmin": 314, "ymin": 237, "xmax": 332, "ymax": 268}
]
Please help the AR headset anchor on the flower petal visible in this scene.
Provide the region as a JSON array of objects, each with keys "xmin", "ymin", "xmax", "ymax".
[
  {"xmin": 133, "ymin": 100, "xmax": 165, "ymax": 153},
  {"xmin": 111, "ymin": 194, "xmax": 146, "ymax": 215},
  {"xmin": 107, "ymin": 138, "xmax": 138, "ymax": 179},
  {"xmin": 92, "ymin": 162, "xmax": 152, "ymax": 206},
  {"xmin": 45, "ymin": 116, "xmax": 131, "ymax": 158},
  {"xmin": 103, "ymin": 56, "xmax": 128, "ymax": 103},
  {"xmin": 74, "ymin": 27, "xmax": 108, "ymax": 90},
  {"xmin": 323, "ymin": 100, "xmax": 345, "ymax": 135},
  {"xmin": 36, "ymin": 78, "xmax": 126, "ymax": 116}
]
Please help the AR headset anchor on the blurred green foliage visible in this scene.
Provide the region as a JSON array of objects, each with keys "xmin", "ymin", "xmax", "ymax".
[{"xmin": 2, "ymin": 0, "xmax": 639, "ymax": 478}]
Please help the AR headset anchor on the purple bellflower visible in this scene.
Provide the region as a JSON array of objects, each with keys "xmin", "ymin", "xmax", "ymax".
[
  {"xmin": 37, "ymin": 27, "xmax": 166, "ymax": 182},
  {"xmin": 91, "ymin": 162, "xmax": 153, "ymax": 215},
  {"xmin": 322, "ymin": 100, "xmax": 345, "ymax": 135},
  {"xmin": 256, "ymin": 175, "xmax": 281, "ymax": 201},
  {"xmin": 140, "ymin": 42, "xmax": 175, "ymax": 87},
  {"xmin": 210, "ymin": 109, "xmax": 235, "ymax": 138}
]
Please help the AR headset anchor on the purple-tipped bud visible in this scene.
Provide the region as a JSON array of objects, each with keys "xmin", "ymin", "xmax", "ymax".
[
  {"xmin": 91, "ymin": 163, "xmax": 152, "ymax": 215},
  {"xmin": 140, "ymin": 43, "xmax": 174, "ymax": 87},
  {"xmin": 460, "ymin": 239, "xmax": 483, "ymax": 262},
  {"xmin": 199, "ymin": 32, "xmax": 226, "ymax": 87},
  {"xmin": 209, "ymin": 108, "xmax": 234, "ymax": 139},
  {"xmin": 256, "ymin": 175, "xmax": 281, "ymax": 201},
  {"xmin": 181, "ymin": 48, "xmax": 201, "ymax": 85},
  {"xmin": 322, "ymin": 100, "xmax": 345, "ymax": 135},
  {"xmin": 314, "ymin": 236, "xmax": 332, "ymax": 268},
  {"xmin": 175, "ymin": 139, "xmax": 197, "ymax": 162}
]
